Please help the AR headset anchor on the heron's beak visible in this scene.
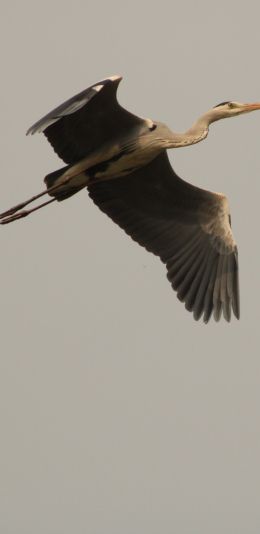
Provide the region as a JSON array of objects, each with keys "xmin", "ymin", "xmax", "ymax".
[{"xmin": 242, "ymin": 102, "xmax": 260, "ymax": 112}]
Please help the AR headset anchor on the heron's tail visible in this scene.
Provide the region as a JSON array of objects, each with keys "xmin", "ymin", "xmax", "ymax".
[{"xmin": 44, "ymin": 166, "xmax": 87, "ymax": 201}]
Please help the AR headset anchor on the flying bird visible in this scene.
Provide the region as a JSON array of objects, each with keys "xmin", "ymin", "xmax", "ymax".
[{"xmin": 1, "ymin": 75, "xmax": 260, "ymax": 322}]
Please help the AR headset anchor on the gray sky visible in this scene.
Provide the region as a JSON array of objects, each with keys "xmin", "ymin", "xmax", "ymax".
[{"xmin": 1, "ymin": 1, "xmax": 260, "ymax": 533}]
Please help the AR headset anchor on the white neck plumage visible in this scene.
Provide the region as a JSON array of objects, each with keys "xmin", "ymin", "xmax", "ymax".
[{"xmin": 167, "ymin": 111, "xmax": 213, "ymax": 148}]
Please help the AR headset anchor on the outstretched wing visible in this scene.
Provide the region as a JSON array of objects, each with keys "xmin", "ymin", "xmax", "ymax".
[
  {"xmin": 27, "ymin": 75, "xmax": 145, "ymax": 164},
  {"xmin": 88, "ymin": 151, "xmax": 239, "ymax": 323}
]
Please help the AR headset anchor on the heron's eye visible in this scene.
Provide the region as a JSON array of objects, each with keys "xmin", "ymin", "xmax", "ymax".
[{"xmin": 228, "ymin": 102, "xmax": 235, "ymax": 109}]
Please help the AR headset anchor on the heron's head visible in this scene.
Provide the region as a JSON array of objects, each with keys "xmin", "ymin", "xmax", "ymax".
[{"xmin": 209, "ymin": 100, "xmax": 260, "ymax": 123}]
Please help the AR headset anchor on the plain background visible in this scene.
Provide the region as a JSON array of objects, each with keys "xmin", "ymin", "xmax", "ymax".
[{"xmin": 0, "ymin": 1, "xmax": 260, "ymax": 533}]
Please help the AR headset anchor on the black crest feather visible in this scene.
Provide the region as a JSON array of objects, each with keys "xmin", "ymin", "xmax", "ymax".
[{"xmin": 214, "ymin": 101, "xmax": 231, "ymax": 108}]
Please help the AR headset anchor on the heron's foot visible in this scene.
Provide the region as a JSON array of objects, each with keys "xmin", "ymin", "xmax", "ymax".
[
  {"xmin": 0, "ymin": 210, "xmax": 29, "ymax": 224},
  {"xmin": 0, "ymin": 201, "xmax": 30, "ymax": 219},
  {"xmin": 0, "ymin": 198, "xmax": 56, "ymax": 225}
]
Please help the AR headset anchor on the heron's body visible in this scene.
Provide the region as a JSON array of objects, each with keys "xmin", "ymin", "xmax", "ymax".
[
  {"xmin": 45, "ymin": 121, "xmax": 178, "ymax": 194},
  {"xmin": 1, "ymin": 75, "xmax": 260, "ymax": 322},
  {"xmin": 45, "ymin": 116, "xmax": 211, "ymax": 194}
]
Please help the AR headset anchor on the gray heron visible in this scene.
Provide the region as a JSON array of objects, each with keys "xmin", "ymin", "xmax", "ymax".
[{"xmin": 1, "ymin": 75, "xmax": 260, "ymax": 322}]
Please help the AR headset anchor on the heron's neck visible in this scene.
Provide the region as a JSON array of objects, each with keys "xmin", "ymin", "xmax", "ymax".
[{"xmin": 167, "ymin": 112, "xmax": 211, "ymax": 148}]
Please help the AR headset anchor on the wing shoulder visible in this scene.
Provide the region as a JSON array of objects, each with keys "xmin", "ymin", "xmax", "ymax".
[{"xmin": 199, "ymin": 192, "xmax": 237, "ymax": 253}]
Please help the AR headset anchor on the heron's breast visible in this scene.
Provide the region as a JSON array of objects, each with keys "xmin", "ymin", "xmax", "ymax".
[{"xmin": 88, "ymin": 142, "xmax": 162, "ymax": 181}]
